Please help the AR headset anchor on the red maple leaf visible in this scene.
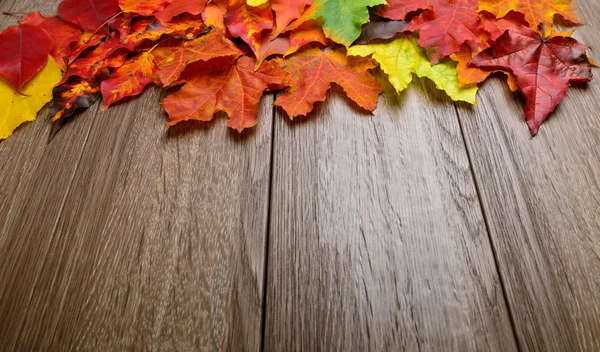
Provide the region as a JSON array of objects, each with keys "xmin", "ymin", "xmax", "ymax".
[{"xmin": 471, "ymin": 26, "xmax": 594, "ymax": 135}]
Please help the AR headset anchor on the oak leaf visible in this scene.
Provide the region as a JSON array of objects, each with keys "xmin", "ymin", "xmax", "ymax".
[
  {"xmin": 0, "ymin": 58, "xmax": 62, "ymax": 139},
  {"xmin": 471, "ymin": 26, "xmax": 593, "ymax": 135},
  {"xmin": 274, "ymin": 47, "xmax": 383, "ymax": 118},
  {"xmin": 161, "ymin": 56, "xmax": 289, "ymax": 131}
]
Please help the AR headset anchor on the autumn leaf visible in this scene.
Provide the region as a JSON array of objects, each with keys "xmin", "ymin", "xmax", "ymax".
[
  {"xmin": 225, "ymin": 1, "xmax": 274, "ymax": 57},
  {"xmin": 451, "ymin": 12, "xmax": 527, "ymax": 87},
  {"xmin": 57, "ymin": 0, "xmax": 120, "ymax": 31},
  {"xmin": 400, "ymin": 0, "xmax": 484, "ymax": 63},
  {"xmin": 309, "ymin": 0, "xmax": 386, "ymax": 46},
  {"xmin": 478, "ymin": 0, "xmax": 581, "ymax": 28},
  {"xmin": 274, "ymin": 47, "xmax": 383, "ymax": 118},
  {"xmin": 152, "ymin": 29, "xmax": 242, "ymax": 86},
  {"xmin": 154, "ymin": 0, "xmax": 207, "ymax": 22},
  {"xmin": 100, "ymin": 52, "xmax": 156, "ymax": 109},
  {"xmin": 0, "ymin": 58, "xmax": 62, "ymax": 139},
  {"xmin": 270, "ymin": 0, "xmax": 313, "ymax": 35},
  {"xmin": 122, "ymin": 15, "xmax": 209, "ymax": 50},
  {"xmin": 471, "ymin": 26, "xmax": 593, "ymax": 135},
  {"xmin": 349, "ymin": 35, "xmax": 478, "ymax": 104},
  {"xmin": 378, "ymin": 0, "xmax": 432, "ymax": 20},
  {"xmin": 119, "ymin": 0, "xmax": 172, "ymax": 16},
  {"xmin": 0, "ymin": 24, "xmax": 54, "ymax": 93},
  {"xmin": 49, "ymin": 77, "xmax": 103, "ymax": 121},
  {"xmin": 20, "ymin": 12, "xmax": 82, "ymax": 72},
  {"xmin": 161, "ymin": 56, "xmax": 289, "ymax": 131}
]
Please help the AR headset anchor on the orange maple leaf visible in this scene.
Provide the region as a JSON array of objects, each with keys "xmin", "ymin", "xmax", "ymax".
[
  {"xmin": 160, "ymin": 56, "xmax": 290, "ymax": 132},
  {"xmin": 274, "ymin": 47, "xmax": 382, "ymax": 118},
  {"xmin": 478, "ymin": 0, "xmax": 581, "ymax": 28},
  {"xmin": 101, "ymin": 52, "xmax": 156, "ymax": 109},
  {"xmin": 152, "ymin": 30, "xmax": 242, "ymax": 86}
]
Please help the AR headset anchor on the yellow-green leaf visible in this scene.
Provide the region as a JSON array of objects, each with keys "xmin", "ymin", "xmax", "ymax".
[
  {"xmin": 0, "ymin": 57, "xmax": 62, "ymax": 140},
  {"xmin": 348, "ymin": 35, "xmax": 478, "ymax": 104}
]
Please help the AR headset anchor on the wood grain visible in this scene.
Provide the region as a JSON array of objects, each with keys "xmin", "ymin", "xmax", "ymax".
[
  {"xmin": 456, "ymin": 0, "xmax": 600, "ymax": 350},
  {"xmin": 0, "ymin": 1, "xmax": 100, "ymax": 349},
  {"xmin": 0, "ymin": 2, "xmax": 275, "ymax": 348},
  {"xmin": 0, "ymin": 86, "xmax": 275, "ymax": 350},
  {"xmin": 264, "ymin": 78, "xmax": 518, "ymax": 351}
]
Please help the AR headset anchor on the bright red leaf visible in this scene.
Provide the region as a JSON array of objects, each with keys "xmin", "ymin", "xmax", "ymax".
[
  {"xmin": 57, "ymin": 0, "xmax": 120, "ymax": 32},
  {"xmin": 0, "ymin": 24, "xmax": 54, "ymax": 93}
]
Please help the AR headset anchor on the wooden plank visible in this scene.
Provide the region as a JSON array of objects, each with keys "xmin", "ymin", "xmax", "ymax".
[
  {"xmin": 0, "ymin": 87, "xmax": 274, "ymax": 351},
  {"xmin": 0, "ymin": 1, "xmax": 101, "ymax": 349},
  {"xmin": 0, "ymin": 7, "xmax": 274, "ymax": 351},
  {"xmin": 455, "ymin": 1, "xmax": 600, "ymax": 350},
  {"xmin": 264, "ymin": 78, "xmax": 518, "ymax": 350}
]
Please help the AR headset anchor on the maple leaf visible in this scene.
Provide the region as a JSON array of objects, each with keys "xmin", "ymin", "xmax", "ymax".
[
  {"xmin": 202, "ymin": 0, "xmax": 228, "ymax": 29},
  {"xmin": 471, "ymin": 26, "xmax": 593, "ymax": 135},
  {"xmin": 122, "ymin": 15, "xmax": 209, "ymax": 50},
  {"xmin": 274, "ymin": 47, "xmax": 383, "ymax": 118},
  {"xmin": 160, "ymin": 56, "xmax": 289, "ymax": 132},
  {"xmin": 478, "ymin": 0, "xmax": 581, "ymax": 28},
  {"xmin": 0, "ymin": 24, "xmax": 54, "ymax": 93},
  {"xmin": 152, "ymin": 29, "xmax": 242, "ymax": 86},
  {"xmin": 154, "ymin": 0, "xmax": 207, "ymax": 22},
  {"xmin": 119, "ymin": 0, "xmax": 172, "ymax": 16},
  {"xmin": 349, "ymin": 35, "xmax": 478, "ymax": 103},
  {"xmin": 398, "ymin": 0, "xmax": 484, "ymax": 63},
  {"xmin": 20, "ymin": 12, "xmax": 82, "ymax": 72},
  {"xmin": 270, "ymin": 0, "xmax": 313, "ymax": 35},
  {"xmin": 0, "ymin": 58, "xmax": 62, "ymax": 139},
  {"xmin": 101, "ymin": 52, "xmax": 157, "ymax": 109},
  {"xmin": 450, "ymin": 12, "xmax": 527, "ymax": 87},
  {"xmin": 378, "ymin": 0, "xmax": 432, "ymax": 20},
  {"xmin": 57, "ymin": 0, "xmax": 120, "ymax": 32},
  {"xmin": 49, "ymin": 76, "xmax": 104, "ymax": 121},
  {"xmin": 224, "ymin": 1, "xmax": 274, "ymax": 57},
  {"xmin": 309, "ymin": 0, "xmax": 386, "ymax": 46}
]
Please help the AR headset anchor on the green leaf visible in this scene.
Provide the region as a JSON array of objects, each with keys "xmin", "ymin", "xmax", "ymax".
[
  {"xmin": 311, "ymin": 0, "xmax": 387, "ymax": 46},
  {"xmin": 348, "ymin": 35, "xmax": 478, "ymax": 104}
]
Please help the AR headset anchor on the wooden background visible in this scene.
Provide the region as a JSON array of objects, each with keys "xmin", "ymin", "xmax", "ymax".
[{"xmin": 1, "ymin": 0, "xmax": 599, "ymax": 350}]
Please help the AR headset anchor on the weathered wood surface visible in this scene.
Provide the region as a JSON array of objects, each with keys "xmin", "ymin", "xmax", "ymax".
[
  {"xmin": 1, "ymin": 0, "xmax": 600, "ymax": 350},
  {"xmin": 456, "ymin": 2, "xmax": 600, "ymax": 351},
  {"xmin": 0, "ymin": 1, "xmax": 274, "ymax": 350},
  {"xmin": 264, "ymin": 80, "xmax": 517, "ymax": 351}
]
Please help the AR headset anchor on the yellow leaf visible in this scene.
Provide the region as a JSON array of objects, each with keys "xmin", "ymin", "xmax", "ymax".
[
  {"xmin": 348, "ymin": 35, "xmax": 478, "ymax": 104},
  {"xmin": 0, "ymin": 57, "xmax": 62, "ymax": 140},
  {"xmin": 247, "ymin": 0, "xmax": 269, "ymax": 6}
]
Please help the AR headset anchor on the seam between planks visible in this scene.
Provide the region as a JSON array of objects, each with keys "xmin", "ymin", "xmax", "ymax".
[
  {"xmin": 11, "ymin": 103, "xmax": 102, "ymax": 350},
  {"xmin": 259, "ymin": 93, "xmax": 277, "ymax": 352},
  {"xmin": 452, "ymin": 102, "xmax": 522, "ymax": 352}
]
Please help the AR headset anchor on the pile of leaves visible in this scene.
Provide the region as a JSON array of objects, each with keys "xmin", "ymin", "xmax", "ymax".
[{"xmin": 0, "ymin": 0, "xmax": 595, "ymax": 140}]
